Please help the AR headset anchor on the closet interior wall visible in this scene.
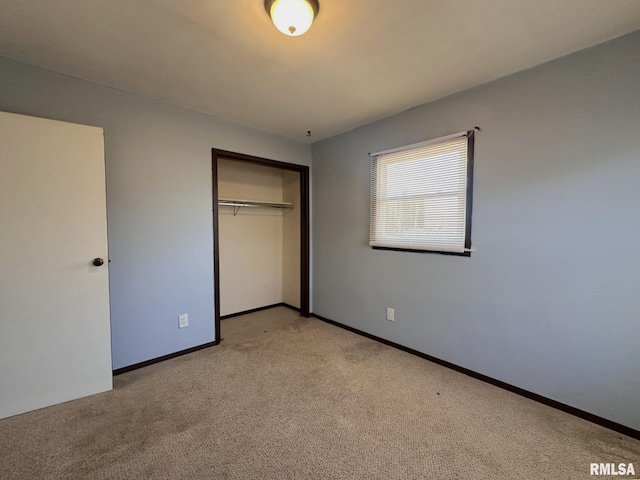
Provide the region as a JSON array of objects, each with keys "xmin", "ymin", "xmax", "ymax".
[{"xmin": 218, "ymin": 158, "xmax": 300, "ymax": 316}]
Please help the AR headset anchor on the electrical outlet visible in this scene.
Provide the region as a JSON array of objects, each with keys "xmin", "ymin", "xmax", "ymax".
[
  {"xmin": 386, "ymin": 308, "xmax": 395, "ymax": 322},
  {"xmin": 179, "ymin": 313, "xmax": 189, "ymax": 328}
]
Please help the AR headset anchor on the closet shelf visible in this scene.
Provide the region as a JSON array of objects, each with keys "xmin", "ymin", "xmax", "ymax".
[{"xmin": 218, "ymin": 198, "xmax": 293, "ymax": 216}]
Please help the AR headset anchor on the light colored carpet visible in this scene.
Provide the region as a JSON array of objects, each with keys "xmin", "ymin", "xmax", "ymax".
[{"xmin": 1, "ymin": 306, "xmax": 638, "ymax": 479}]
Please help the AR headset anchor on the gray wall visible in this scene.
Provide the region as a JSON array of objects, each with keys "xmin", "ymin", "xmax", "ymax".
[
  {"xmin": 0, "ymin": 57, "xmax": 311, "ymax": 370},
  {"xmin": 311, "ymin": 31, "xmax": 640, "ymax": 429}
]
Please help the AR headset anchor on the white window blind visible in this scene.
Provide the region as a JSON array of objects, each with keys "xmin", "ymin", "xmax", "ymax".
[{"xmin": 370, "ymin": 131, "xmax": 472, "ymax": 254}]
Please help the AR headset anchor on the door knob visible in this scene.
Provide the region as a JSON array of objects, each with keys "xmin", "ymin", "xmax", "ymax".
[{"xmin": 92, "ymin": 258, "xmax": 104, "ymax": 267}]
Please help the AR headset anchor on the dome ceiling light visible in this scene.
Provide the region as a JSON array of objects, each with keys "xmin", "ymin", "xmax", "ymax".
[{"xmin": 264, "ymin": 0, "xmax": 320, "ymax": 37}]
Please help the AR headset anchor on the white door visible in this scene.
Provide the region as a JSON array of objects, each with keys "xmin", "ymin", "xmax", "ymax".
[{"xmin": 0, "ymin": 111, "xmax": 112, "ymax": 419}]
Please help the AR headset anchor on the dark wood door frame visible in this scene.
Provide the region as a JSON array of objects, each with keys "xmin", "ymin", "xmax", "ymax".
[{"xmin": 212, "ymin": 149, "xmax": 310, "ymax": 343}]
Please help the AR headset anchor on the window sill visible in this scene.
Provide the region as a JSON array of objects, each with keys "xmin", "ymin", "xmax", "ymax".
[{"xmin": 371, "ymin": 246, "xmax": 471, "ymax": 257}]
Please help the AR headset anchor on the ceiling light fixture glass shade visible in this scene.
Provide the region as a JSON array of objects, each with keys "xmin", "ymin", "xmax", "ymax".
[{"xmin": 265, "ymin": 0, "xmax": 319, "ymax": 37}]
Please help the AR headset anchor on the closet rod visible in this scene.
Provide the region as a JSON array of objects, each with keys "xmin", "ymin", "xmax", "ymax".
[{"xmin": 218, "ymin": 198, "xmax": 293, "ymax": 216}]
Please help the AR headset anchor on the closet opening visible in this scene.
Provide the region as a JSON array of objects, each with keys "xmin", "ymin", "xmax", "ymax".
[{"xmin": 211, "ymin": 149, "xmax": 310, "ymax": 343}]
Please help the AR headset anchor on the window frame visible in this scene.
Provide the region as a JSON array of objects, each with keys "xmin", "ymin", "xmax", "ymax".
[{"xmin": 370, "ymin": 130, "xmax": 475, "ymax": 257}]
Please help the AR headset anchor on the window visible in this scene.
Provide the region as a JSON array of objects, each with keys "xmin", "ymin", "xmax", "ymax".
[{"xmin": 370, "ymin": 131, "xmax": 474, "ymax": 255}]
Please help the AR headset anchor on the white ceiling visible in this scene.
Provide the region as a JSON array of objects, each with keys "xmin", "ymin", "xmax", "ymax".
[{"xmin": 1, "ymin": 0, "xmax": 640, "ymax": 142}]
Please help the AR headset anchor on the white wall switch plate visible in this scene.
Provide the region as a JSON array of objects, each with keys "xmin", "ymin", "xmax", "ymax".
[
  {"xmin": 386, "ymin": 308, "xmax": 395, "ymax": 322},
  {"xmin": 179, "ymin": 313, "xmax": 189, "ymax": 328}
]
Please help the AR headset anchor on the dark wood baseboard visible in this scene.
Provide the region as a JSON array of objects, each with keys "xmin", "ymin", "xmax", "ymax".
[
  {"xmin": 112, "ymin": 340, "xmax": 219, "ymax": 376},
  {"xmin": 281, "ymin": 303, "xmax": 301, "ymax": 313},
  {"xmin": 220, "ymin": 302, "xmax": 300, "ymax": 320},
  {"xmin": 311, "ymin": 313, "xmax": 640, "ymax": 441}
]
